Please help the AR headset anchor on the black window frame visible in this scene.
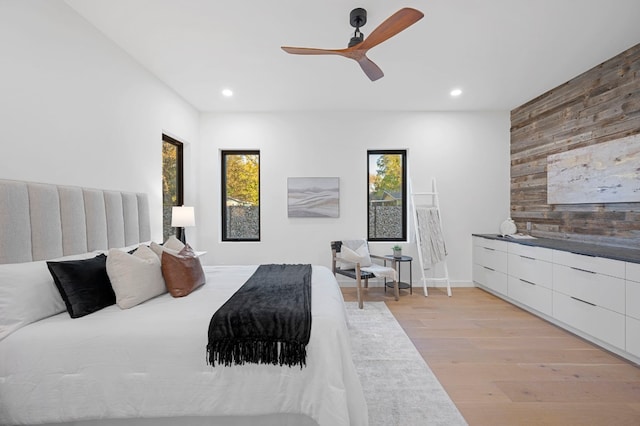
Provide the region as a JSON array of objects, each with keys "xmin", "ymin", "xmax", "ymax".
[
  {"xmin": 367, "ymin": 149, "xmax": 407, "ymax": 242},
  {"xmin": 162, "ymin": 134, "xmax": 184, "ymax": 241},
  {"xmin": 221, "ymin": 150, "xmax": 261, "ymax": 242}
]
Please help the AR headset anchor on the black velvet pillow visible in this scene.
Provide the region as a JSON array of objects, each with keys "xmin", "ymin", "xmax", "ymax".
[{"xmin": 47, "ymin": 254, "xmax": 115, "ymax": 318}]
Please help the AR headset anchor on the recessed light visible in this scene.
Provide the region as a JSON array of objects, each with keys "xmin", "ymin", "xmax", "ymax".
[
  {"xmin": 450, "ymin": 88, "xmax": 462, "ymax": 97},
  {"xmin": 222, "ymin": 88, "xmax": 233, "ymax": 97}
]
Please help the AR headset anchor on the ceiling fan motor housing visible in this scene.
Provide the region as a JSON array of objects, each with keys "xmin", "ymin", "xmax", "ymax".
[
  {"xmin": 350, "ymin": 8, "xmax": 367, "ymax": 28},
  {"xmin": 348, "ymin": 8, "xmax": 367, "ymax": 47}
]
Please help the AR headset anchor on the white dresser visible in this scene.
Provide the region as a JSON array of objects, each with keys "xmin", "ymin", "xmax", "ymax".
[
  {"xmin": 472, "ymin": 234, "xmax": 640, "ymax": 364},
  {"xmin": 472, "ymin": 237, "xmax": 508, "ymax": 295},
  {"xmin": 627, "ymin": 262, "xmax": 640, "ymax": 359}
]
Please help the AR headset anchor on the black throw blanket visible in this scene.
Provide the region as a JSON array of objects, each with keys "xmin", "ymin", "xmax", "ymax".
[{"xmin": 207, "ymin": 264, "xmax": 312, "ymax": 368}]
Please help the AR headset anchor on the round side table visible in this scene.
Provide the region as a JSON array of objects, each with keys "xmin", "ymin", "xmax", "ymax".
[{"xmin": 383, "ymin": 255, "xmax": 413, "ymax": 295}]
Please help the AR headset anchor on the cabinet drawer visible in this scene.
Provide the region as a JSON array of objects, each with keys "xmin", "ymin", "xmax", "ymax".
[
  {"xmin": 508, "ymin": 243, "xmax": 553, "ymax": 262},
  {"xmin": 553, "ymin": 292, "xmax": 625, "ymax": 349},
  {"xmin": 473, "ymin": 244, "xmax": 507, "ymax": 273},
  {"xmin": 627, "ymin": 262, "xmax": 640, "ymax": 283},
  {"xmin": 627, "ymin": 280, "xmax": 640, "ymax": 320},
  {"xmin": 473, "ymin": 236, "xmax": 508, "ymax": 252},
  {"xmin": 626, "ymin": 317, "xmax": 640, "ymax": 358},
  {"xmin": 553, "ymin": 264, "xmax": 625, "ymax": 314},
  {"xmin": 508, "ymin": 253, "xmax": 552, "ymax": 289},
  {"xmin": 552, "ymin": 250, "xmax": 625, "ymax": 279},
  {"xmin": 508, "ymin": 275, "xmax": 552, "ymax": 316},
  {"xmin": 473, "ymin": 263, "xmax": 508, "ymax": 295}
]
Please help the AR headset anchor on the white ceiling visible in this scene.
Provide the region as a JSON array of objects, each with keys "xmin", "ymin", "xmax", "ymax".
[{"xmin": 65, "ymin": 0, "xmax": 640, "ymax": 113}]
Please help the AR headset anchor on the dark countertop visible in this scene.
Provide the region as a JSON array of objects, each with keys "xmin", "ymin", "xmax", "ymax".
[{"xmin": 473, "ymin": 234, "xmax": 640, "ymax": 264}]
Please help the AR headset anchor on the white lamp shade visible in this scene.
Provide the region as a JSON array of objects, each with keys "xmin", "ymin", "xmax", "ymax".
[{"xmin": 171, "ymin": 206, "xmax": 195, "ymax": 227}]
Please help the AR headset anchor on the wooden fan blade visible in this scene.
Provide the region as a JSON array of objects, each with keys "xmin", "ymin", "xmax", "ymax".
[
  {"xmin": 281, "ymin": 46, "xmax": 349, "ymax": 56},
  {"xmin": 357, "ymin": 56, "xmax": 384, "ymax": 81},
  {"xmin": 359, "ymin": 8, "xmax": 424, "ymax": 50}
]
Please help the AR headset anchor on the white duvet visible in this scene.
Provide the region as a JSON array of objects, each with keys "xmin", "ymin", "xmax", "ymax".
[{"xmin": 0, "ymin": 265, "xmax": 368, "ymax": 426}]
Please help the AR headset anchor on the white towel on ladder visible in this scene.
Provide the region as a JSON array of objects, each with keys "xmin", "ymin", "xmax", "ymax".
[{"xmin": 416, "ymin": 207, "xmax": 447, "ymax": 266}]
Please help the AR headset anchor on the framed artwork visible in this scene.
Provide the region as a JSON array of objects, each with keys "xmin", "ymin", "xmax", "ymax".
[
  {"xmin": 547, "ymin": 134, "xmax": 640, "ymax": 204},
  {"xmin": 287, "ymin": 177, "xmax": 339, "ymax": 218}
]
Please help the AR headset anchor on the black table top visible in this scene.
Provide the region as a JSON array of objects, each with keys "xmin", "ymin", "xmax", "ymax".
[
  {"xmin": 473, "ymin": 234, "xmax": 640, "ymax": 264},
  {"xmin": 383, "ymin": 255, "xmax": 413, "ymax": 261}
]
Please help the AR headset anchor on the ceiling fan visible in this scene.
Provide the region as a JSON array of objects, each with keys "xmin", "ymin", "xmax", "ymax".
[{"xmin": 281, "ymin": 7, "xmax": 424, "ymax": 81}]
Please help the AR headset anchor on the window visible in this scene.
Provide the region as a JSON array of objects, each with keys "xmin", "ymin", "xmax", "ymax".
[
  {"xmin": 367, "ymin": 150, "xmax": 407, "ymax": 241},
  {"xmin": 162, "ymin": 134, "xmax": 183, "ymax": 241},
  {"xmin": 222, "ymin": 150, "xmax": 260, "ymax": 241}
]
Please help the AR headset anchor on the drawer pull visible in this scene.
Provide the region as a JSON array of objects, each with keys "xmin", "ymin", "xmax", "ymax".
[
  {"xmin": 570, "ymin": 266, "xmax": 596, "ymax": 274},
  {"xmin": 520, "ymin": 255, "xmax": 536, "ymax": 260},
  {"xmin": 519, "ymin": 279, "xmax": 536, "ymax": 286},
  {"xmin": 571, "ymin": 251, "xmax": 596, "ymax": 257},
  {"xmin": 483, "ymin": 266, "xmax": 495, "ymax": 272},
  {"xmin": 483, "ymin": 247, "xmax": 496, "ymax": 252},
  {"xmin": 570, "ymin": 296, "xmax": 596, "ymax": 307}
]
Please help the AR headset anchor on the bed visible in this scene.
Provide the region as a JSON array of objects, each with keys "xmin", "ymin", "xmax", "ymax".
[{"xmin": 0, "ymin": 179, "xmax": 368, "ymax": 426}]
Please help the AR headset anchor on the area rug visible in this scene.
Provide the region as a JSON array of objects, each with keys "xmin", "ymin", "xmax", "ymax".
[{"xmin": 346, "ymin": 302, "xmax": 468, "ymax": 426}]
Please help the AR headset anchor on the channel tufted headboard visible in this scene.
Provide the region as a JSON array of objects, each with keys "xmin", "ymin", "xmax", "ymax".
[{"xmin": 0, "ymin": 179, "xmax": 151, "ymax": 264}]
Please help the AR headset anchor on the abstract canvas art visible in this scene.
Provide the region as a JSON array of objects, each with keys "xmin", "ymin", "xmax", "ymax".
[
  {"xmin": 547, "ymin": 134, "xmax": 640, "ymax": 204},
  {"xmin": 287, "ymin": 177, "xmax": 339, "ymax": 217}
]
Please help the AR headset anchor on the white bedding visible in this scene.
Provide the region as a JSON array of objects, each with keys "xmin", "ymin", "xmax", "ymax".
[{"xmin": 0, "ymin": 265, "xmax": 368, "ymax": 426}]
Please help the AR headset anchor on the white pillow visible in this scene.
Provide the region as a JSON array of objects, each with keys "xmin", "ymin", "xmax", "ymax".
[
  {"xmin": 117, "ymin": 241, "xmax": 152, "ymax": 253},
  {"xmin": 338, "ymin": 243, "xmax": 372, "ymax": 269},
  {"xmin": 150, "ymin": 242, "xmax": 180, "ymax": 261},
  {"xmin": 0, "ymin": 251, "xmax": 102, "ymax": 341},
  {"xmin": 106, "ymin": 245, "xmax": 166, "ymax": 309},
  {"xmin": 163, "ymin": 235, "xmax": 185, "ymax": 251}
]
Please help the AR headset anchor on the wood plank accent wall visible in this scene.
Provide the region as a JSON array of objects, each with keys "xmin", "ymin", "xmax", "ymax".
[{"xmin": 510, "ymin": 43, "xmax": 640, "ymax": 249}]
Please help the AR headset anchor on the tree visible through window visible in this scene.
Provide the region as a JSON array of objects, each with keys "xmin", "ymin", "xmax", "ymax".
[
  {"xmin": 368, "ymin": 150, "xmax": 407, "ymax": 241},
  {"xmin": 162, "ymin": 135, "xmax": 183, "ymax": 242},
  {"xmin": 222, "ymin": 150, "xmax": 260, "ymax": 241}
]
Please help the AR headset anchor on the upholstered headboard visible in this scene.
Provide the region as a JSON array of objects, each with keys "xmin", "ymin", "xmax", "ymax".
[{"xmin": 0, "ymin": 179, "xmax": 151, "ymax": 264}]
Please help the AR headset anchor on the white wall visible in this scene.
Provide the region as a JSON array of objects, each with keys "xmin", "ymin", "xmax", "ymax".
[
  {"xmin": 0, "ymin": 0, "xmax": 199, "ymax": 241},
  {"xmin": 197, "ymin": 111, "xmax": 510, "ymax": 285},
  {"xmin": 0, "ymin": 2, "xmax": 510, "ymax": 285}
]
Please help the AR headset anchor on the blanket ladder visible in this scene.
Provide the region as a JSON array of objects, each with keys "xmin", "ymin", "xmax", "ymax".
[{"xmin": 410, "ymin": 177, "xmax": 451, "ymax": 297}]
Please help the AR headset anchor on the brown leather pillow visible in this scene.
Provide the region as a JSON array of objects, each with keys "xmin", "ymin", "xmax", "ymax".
[{"xmin": 161, "ymin": 244, "xmax": 206, "ymax": 297}]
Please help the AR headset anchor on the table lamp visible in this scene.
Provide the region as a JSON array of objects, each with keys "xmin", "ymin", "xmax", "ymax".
[{"xmin": 171, "ymin": 206, "xmax": 195, "ymax": 244}]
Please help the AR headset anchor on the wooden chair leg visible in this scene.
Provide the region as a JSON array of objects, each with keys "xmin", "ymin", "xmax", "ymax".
[
  {"xmin": 355, "ymin": 263, "xmax": 364, "ymax": 309},
  {"xmin": 391, "ymin": 258, "xmax": 399, "ymax": 301}
]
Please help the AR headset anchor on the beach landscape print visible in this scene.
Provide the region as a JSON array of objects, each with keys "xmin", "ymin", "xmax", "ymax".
[{"xmin": 287, "ymin": 177, "xmax": 340, "ymax": 218}]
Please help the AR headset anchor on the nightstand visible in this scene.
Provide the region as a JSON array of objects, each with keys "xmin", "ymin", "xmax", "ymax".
[{"xmin": 383, "ymin": 255, "xmax": 413, "ymax": 295}]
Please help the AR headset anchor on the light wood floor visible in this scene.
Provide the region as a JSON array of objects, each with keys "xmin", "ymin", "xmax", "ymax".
[{"xmin": 341, "ymin": 285, "xmax": 640, "ymax": 426}]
